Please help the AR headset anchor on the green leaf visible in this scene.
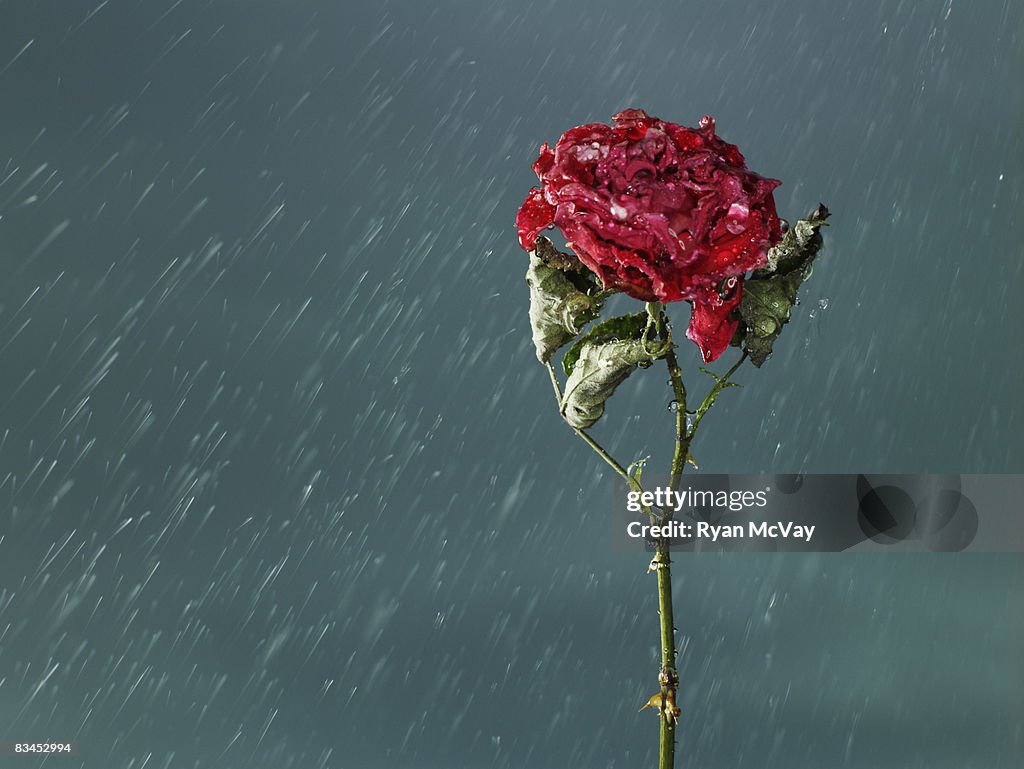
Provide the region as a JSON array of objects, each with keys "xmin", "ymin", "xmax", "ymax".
[
  {"xmin": 525, "ymin": 253, "xmax": 605, "ymax": 363},
  {"xmin": 737, "ymin": 204, "xmax": 831, "ymax": 367},
  {"xmin": 694, "ymin": 375, "xmax": 741, "ymax": 424},
  {"xmin": 562, "ymin": 312, "xmax": 649, "ymax": 377},
  {"xmin": 627, "ymin": 455, "xmax": 650, "ymax": 483},
  {"xmin": 561, "ymin": 328, "xmax": 671, "ymax": 430},
  {"xmin": 699, "ymin": 367, "xmax": 742, "ymax": 386},
  {"xmin": 755, "ymin": 203, "xmax": 831, "ymax": 279}
]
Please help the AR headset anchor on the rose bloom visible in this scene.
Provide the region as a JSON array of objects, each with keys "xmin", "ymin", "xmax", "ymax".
[{"xmin": 517, "ymin": 109, "xmax": 782, "ymax": 362}]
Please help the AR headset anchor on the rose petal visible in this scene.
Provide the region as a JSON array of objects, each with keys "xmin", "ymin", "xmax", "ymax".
[
  {"xmin": 686, "ymin": 283, "xmax": 744, "ymax": 363},
  {"xmin": 516, "ymin": 187, "xmax": 555, "ymax": 251},
  {"xmin": 532, "ymin": 142, "xmax": 555, "ymax": 178}
]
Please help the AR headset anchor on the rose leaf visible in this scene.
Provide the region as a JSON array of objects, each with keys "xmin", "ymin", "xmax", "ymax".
[
  {"xmin": 560, "ymin": 323, "xmax": 671, "ymax": 430},
  {"xmin": 562, "ymin": 311, "xmax": 649, "ymax": 377},
  {"xmin": 738, "ymin": 204, "xmax": 830, "ymax": 367},
  {"xmin": 525, "ymin": 252, "xmax": 605, "ymax": 363}
]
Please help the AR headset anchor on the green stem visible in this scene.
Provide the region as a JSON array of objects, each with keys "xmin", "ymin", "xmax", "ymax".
[
  {"xmin": 545, "ymin": 362, "xmax": 636, "ymax": 486},
  {"xmin": 665, "ymin": 345, "xmax": 689, "ymax": 492},
  {"xmin": 692, "ymin": 352, "xmax": 747, "ymax": 430},
  {"xmin": 574, "ymin": 427, "xmax": 632, "ymax": 483},
  {"xmin": 655, "ymin": 544, "xmax": 677, "ymax": 768},
  {"xmin": 657, "ymin": 311, "xmax": 687, "ymax": 769},
  {"xmin": 659, "ymin": 345, "xmax": 748, "ymax": 768},
  {"xmin": 548, "ymin": 332, "xmax": 744, "ymax": 769}
]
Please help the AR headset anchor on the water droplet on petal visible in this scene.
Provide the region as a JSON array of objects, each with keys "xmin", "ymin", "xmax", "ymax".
[{"xmin": 725, "ymin": 202, "xmax": 749, "ymax": 234}]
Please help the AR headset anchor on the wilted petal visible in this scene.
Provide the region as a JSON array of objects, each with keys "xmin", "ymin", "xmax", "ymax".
[{"xmin": 685, "ymin": 282, "xmax": 743, "ymax": 363}]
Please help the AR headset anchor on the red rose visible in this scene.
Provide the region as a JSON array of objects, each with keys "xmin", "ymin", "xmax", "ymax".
[{"xmin": 516, "ymin": 109, "xmax": 782, "ymax": 362}]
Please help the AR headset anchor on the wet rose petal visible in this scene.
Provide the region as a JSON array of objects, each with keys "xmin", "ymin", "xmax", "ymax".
[
  {"xmin": 516, "ymin": 187, "xmax": 556, "ymax": 251},
  {"xmin": 686, "ymin": 282, "xmax": 744, "ymax": 364}
]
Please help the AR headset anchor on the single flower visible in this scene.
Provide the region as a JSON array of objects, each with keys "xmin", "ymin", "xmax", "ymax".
[{"xmin": 516, "ymin": 109, "xmax": 782, "ymax": 362}]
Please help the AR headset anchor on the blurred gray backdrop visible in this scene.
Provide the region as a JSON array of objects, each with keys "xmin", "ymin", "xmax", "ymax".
[{"xmin": 0, "ymin": 1, "xmax": 1021, "ymax": 767}]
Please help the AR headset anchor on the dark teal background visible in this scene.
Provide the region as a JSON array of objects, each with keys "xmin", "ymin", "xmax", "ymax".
[{"xmin": 0, "ymin": 1, "xmax": 1021, "ymax": 767}]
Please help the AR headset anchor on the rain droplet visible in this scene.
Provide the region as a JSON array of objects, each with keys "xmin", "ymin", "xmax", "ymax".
[
  {"xmin": 724, "ymin": 202, "xmax": 749, "ymax": 234},
  {"xmin": 818, "ymin": 298, "xmax": 830, "ymax": 310},
  {"xmin": 667, "ymin": 400, "xmax": 680, "ymax": 413}
]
